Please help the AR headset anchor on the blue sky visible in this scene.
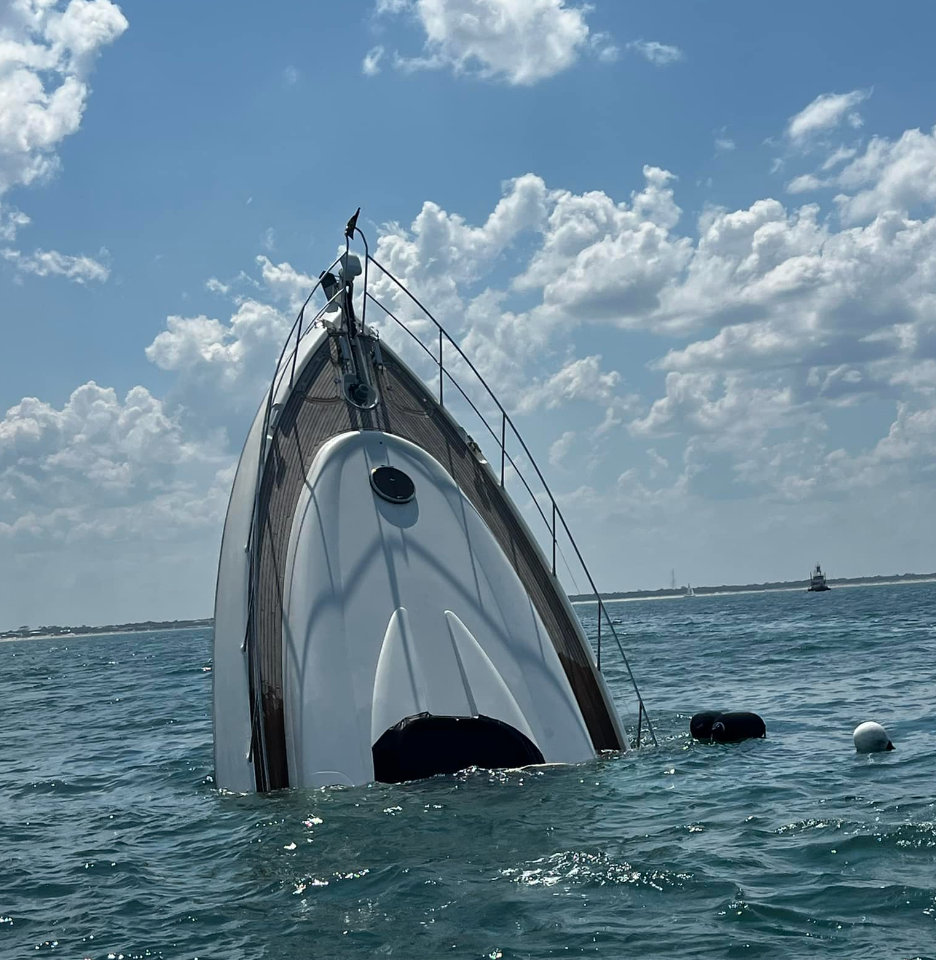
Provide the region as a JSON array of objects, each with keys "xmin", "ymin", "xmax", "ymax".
[{"xmin": 2, "ymin": 0, "xmax": 936, "ymax": 626}]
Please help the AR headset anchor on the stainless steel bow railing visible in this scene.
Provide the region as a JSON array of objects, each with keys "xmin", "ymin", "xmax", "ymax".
[{"xmin": 244, "ymin": 228, "xmax": 657, "ymax": 763}]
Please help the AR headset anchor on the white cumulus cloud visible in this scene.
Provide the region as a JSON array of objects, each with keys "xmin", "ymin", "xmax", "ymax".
[
  {"xmin": 361, "ymin": 136, "xmax": 936, "ymax": 523},
  {"xmin": 0, "ymin": 205, "xmax": 30, "ymax": 241},
  {"xmin": 143, "ymin": 255, "xmax": 317, "ymax": 411},
  {"xmin": 834, "ymin": 125, "xmax": 936, "ymax": 222},
  {"xmin": 0, "ymin": 0, "xmax": 128, "ymax": 197},
  {"xmin": 517, "ymin": 355, "xmax": 622, "ymax": 413},
  {"xmin": 378, "ymin": 0, "xmax": 595, "ymax": 85},
  {"xmin": 786, "ymin": 89, "xmax": 870, "ymax": 145},
  {"xmin": 783, "ymin": 124, "xmax": 936, "ymax": 223},
  {"xmin": 0, "ymin": 0, "xmax": 127, "ymax": 281},
  {"xmin": 626, "ymin": 39, "xmax": 684, "ymax": 65},
  {"xmin": 548, "ymin": 429, "xmax": 576, "ymax": 467},
  {"xmin": 362, "ymin": 44, "xmax": 385, "ymax": 75},
  {"xmin": 2, "ymin": 244, "xmax": 110, "ymax": 282},
  {"xmin": 0, "ymin": 381, "xmax": 221, "ymax": 527},
  {"xmin": 714, "ymin": 136, "xmax": 735, "ymax": 153}
]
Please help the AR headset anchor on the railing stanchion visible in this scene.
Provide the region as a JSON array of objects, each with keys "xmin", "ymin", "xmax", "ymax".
[
  {"xmin": 438, "ymin": 327, "xmax": 443, "ymax": 406},
  {"xmin": 551, "ymin": 502, "xmax": 557, "ymax": 576},
  {"xmin": 290, "ymin": 308, "xmax": 303, "ymax": 387},
  {"xmin": 597, "ymin": 601, "xmax": 602, "ymax": 672},
  {"xmin": 500, "ymin": 413, "xmax": 506, "ymax": 486}
]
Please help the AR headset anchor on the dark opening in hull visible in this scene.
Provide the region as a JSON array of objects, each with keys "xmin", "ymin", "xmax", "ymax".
[{"xmin": 373, "ymin": 712, "xmax": 546, "ymax": 783}]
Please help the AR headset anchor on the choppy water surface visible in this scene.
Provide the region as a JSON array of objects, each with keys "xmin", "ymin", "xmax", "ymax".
[{"xmin": 1, "ymin": 583, "xmax": 934, "ymax": 959}]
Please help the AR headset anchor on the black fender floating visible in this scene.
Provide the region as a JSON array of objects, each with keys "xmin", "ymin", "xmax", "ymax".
[
  {"xmin": 690, "ymin": 710, "xmax": 766, "ymax": 743},
  {"xmin": 689, "ymin": 711, "xmax": 725, "ymax": 740}
]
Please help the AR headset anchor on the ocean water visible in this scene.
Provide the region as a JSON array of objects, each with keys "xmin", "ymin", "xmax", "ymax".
[{"xmin": 1, "ymin": 583, "xmax": 934, "ymax": 960}]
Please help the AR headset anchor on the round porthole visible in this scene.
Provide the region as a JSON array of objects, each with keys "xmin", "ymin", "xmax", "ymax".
[{"xmin": 370, "ymin": 465, "xmax": 415, "ymax": 504}]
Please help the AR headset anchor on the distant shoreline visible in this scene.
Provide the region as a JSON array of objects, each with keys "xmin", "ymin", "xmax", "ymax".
[
  {"xmin": 569, "ymin": 572, "xmax": 936, "ymax": 604},
  {"xmin": 3, "ymin": 573, "xmax": 934, "ymax": 641},
  {"xmin": 0, "ymin": 625, "xmax": 211, "ymax": 644},
  {"xmin": 0, "ymin": 619, "xmax": 212, "ymax": 643}
]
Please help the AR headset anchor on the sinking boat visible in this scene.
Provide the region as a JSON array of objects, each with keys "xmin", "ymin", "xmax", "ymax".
[{"xmin": 213, "ymin": 213, "xmax": 654, "ymax": 792}]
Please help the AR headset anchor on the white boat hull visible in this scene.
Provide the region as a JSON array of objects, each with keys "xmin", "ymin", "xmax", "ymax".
[{"xmin": 213, "ymin": 303, "xmax": 628, "ymax": 791}]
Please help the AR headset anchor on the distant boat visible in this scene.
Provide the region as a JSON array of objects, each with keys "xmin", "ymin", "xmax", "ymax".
[
  {"xmin": 807, "ymin": 563, "xmax": 831, "ymax": 592},
  {"xmin": 685, "ymin": 584, "xmax": 695, "ymax": 598}
]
